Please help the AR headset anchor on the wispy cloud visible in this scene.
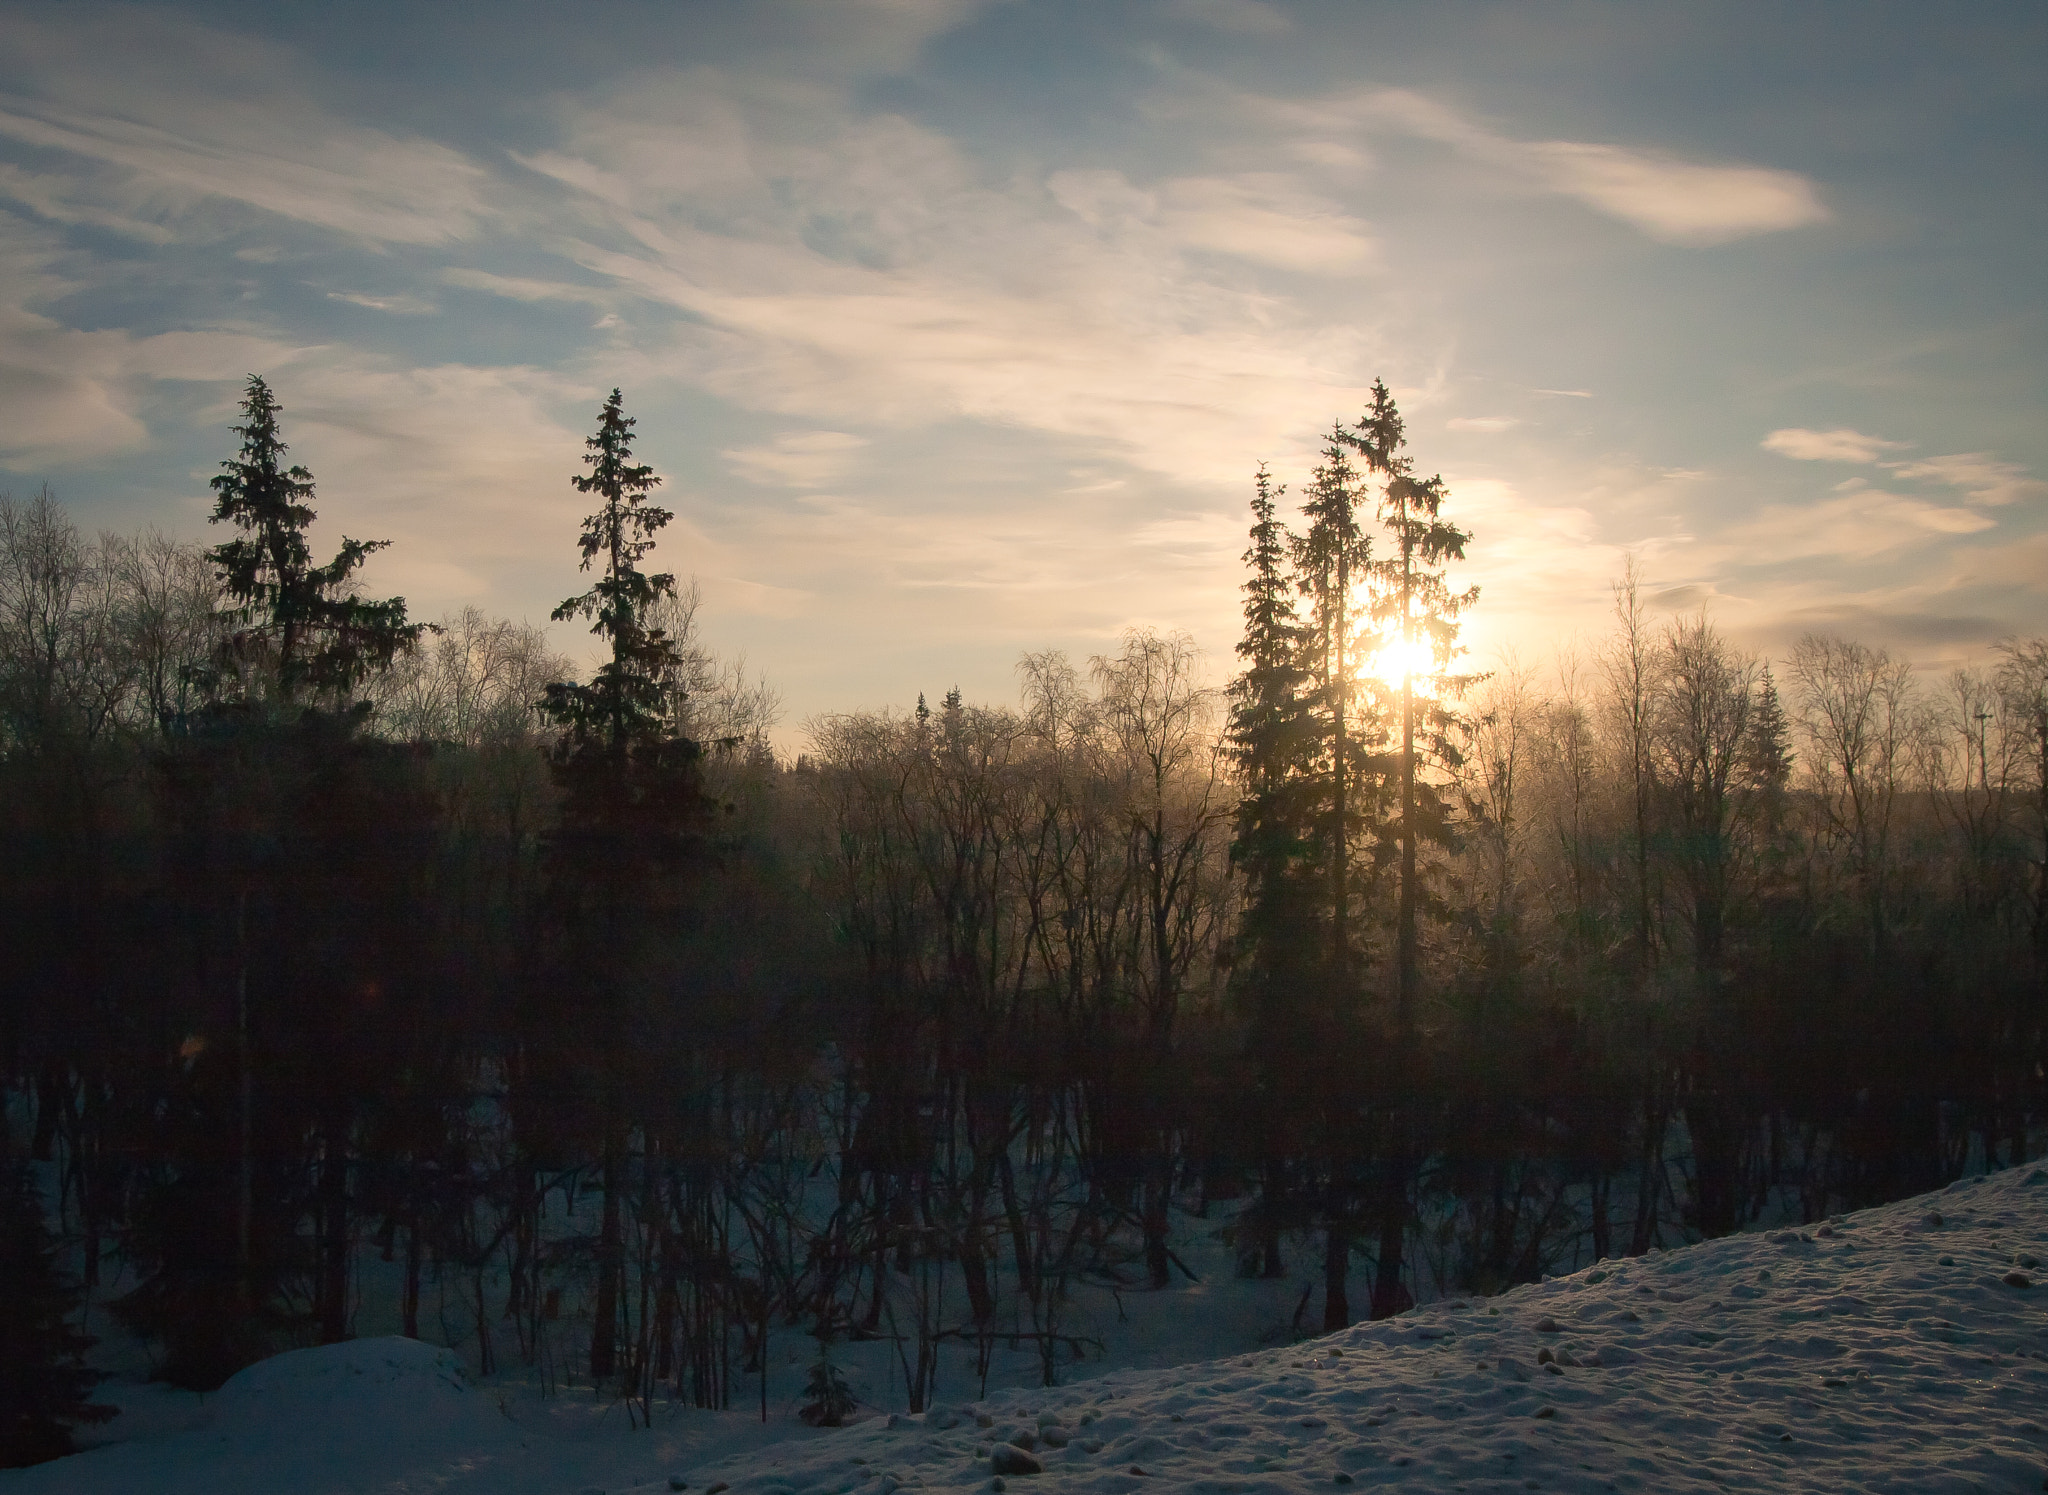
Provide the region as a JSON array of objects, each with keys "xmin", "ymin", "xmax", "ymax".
[
  {"xmin": 1887, "ymin": 452, "xmax": 2046, "ymax": 507},
  {"xmin": 1730, "ymin": 489, "xmax": 1995, "ymax": 562},
  {"xmin": 1159, "ymin": 0, "xmax": 1293, "ymax": 36},
  {"xmin": 439, "ymin": 269, "xmax": 616, "ymax": 309},
  {"xmin": 326, "ymin": 291, "xmax": 437, "ymax": 315},
  {"xmin": 1763, "ymin": 426, "xmax": 1908, "ymax": 462},
  {"xmin": 0, "ymin": 213, "xmax": 287, "ymax": 467},
  {"xmin": 0, "ymin": 161, "xmax": 173, "ymax": 242},
  {"xmin": 522, "ymin": 72, "xmax": 1401, "ymax": 486},
  {"xmin": 1764, "ymin": 429, "xmax": 2045, "ymax": 507},
  {"xmin": 1360, "ymin": 90, "xmax": 1828, "ymax": 246},
  {"xmin": 722, "ymin": 431, "xmax": 869, "ymax": 488},
  {"xmin": 0, "ymin": 10, "xmax": 491, "ymax": 245}
]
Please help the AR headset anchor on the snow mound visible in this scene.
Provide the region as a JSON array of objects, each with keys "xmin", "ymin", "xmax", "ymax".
[
  {"xmin": 686, "ymin": 1166, "xmax": 2048, "ymax": 1494},
  {"xmin": 0, "ymin": 1336, "xmax": 521, "ymax": 1495},
  {"xmin": 8, "ymin": 1172, "xmax": 2046, "ymax": 1494},
  {"xmin": 208, "ymin": 1335, "xmax": 473, "ymax": 1431}
]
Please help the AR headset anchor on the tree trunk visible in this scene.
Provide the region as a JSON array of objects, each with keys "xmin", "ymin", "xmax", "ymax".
[
  {"xmin": 1322, "ymin": 1221, "xmax": 1349, "ymax": 1331},
  {"xmin": 317, "ymin": 1106, "xmax": 350, "ymax": 1343},
  {"xmin": 591, "ymin": 1108, "xmax": 624, "ymax": 1381}
]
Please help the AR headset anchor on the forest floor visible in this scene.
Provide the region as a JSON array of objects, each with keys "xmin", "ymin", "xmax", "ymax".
[{"xmin": 8, "ymin": 1167, "xmax": 2047, "ymax": 1494}]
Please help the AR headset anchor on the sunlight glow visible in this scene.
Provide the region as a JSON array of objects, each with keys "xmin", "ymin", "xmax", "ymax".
[{"xmin": 1363, "ymin": 633, "xmax": 1439, "ymax": 697}]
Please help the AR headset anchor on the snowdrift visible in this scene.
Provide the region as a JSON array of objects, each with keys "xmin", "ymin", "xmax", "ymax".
[
  {"xmin": 689, "ymin": 1165, "xmax": 2048, "ymax": 1495},
  {"xmin": 8, "ymin": 1166, "xmax": 2045, "ymax": 1494},
  {"xmin": 2, "ymin": 1337, "xmax": 527, "ymax": 1494}
]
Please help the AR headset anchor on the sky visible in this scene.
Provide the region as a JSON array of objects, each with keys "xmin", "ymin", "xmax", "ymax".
[{"xmin": 0, "ymin": 0, "xmax": 2042, "ymax": 738}]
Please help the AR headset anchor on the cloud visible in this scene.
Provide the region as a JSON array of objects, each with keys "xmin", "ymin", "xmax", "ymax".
[
  {"xmin": 439, "ymin": 268, "xmax": 616, "ymax": 309},
  {"xmin": 1886, "ymin": 452, "xmax": 2046, "ymax": 507},
  {"xmin": 0, "ymin": 354, "xmax": 149, "ymax": 468},
  {"xmin": 1762, "ymin": 426, "xmax": 1909, "ymax": 463},
  {"xmin": 722, "ymin": 431, "xmax": 869, "ymax": 488},
  {"xmin": 1729, "ymin": 489, "xmax": 1996, "ymax": 562},
  {"xmin": 0, "ymin": 210, "xmax": 293, "ymax": 467},
  {"xmin": 1159, "ymin": 0, "xmax": 1293, "ymax": 36},
  {"xmin": 1364, "ymin": 90, "xmax": 1828, "ymax": 246},
  {"xmin": 1447, "ymin": 416, "xmax": 1517, "ymax": 433},
  {"xmin": 0, "ymin": 161, "xmax": 173, "ymax": 242},
  {"xmin": 0, "ymin": 10, "xmax": 491, "ymax": 245},
  {"xmin": 327, "ymin": 291, "xmax": 437, "ymax": 315},
  {"xmin": 1763, "ymin": 431, "xmax": 2043, "ymax": 507},
  {"xmin": 1513, "ymin": 140, "xmax": 1828, "ymax": 247},
  {"xmin": 1052, "ymin": 169, "xmax": 1376, "ymax": 273},
  {"xmin": 527, "ymin": 75, "xmax": 1400, "ymax": 486}
]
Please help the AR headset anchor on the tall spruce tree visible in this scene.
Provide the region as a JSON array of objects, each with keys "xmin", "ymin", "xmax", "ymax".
[
  {"xmin": 0, "ymin": 1161, "xmax": 112, "ymax": 1466},
  {"xmin": 206, "ymin": 376, "xmax": 423, "ymax": 704},
  {"xmin": 1289, "ymin": 431, "xmax": 1386, "ymax": 1330},
  {"xmin": 539, "ymin": 388, "xmax": 709, "ymax": 1384},
  {"xmin": 1228, "ymin": 466, "xmax": 1316, "ymax": 974},
  {"xmin": 1227, "ymin": 465, "xmax": 1318, "ymax": 1280},
  {"xmin": 1292, "ymin": 432, "xmax": 1378, "ymax": 987},
  {"xmin": 122, "ymin": 378, "xmax": 430, "ymax": 1381},
  {"xmin": 1343, "ymin": 378, "xmax": 1476, "ymax": 1320}
]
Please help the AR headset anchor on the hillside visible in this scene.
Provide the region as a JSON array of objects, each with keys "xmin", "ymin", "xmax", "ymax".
[{"xmin": 9, "ymin": 1166, "xmax": 2045, "ymax": 1494}]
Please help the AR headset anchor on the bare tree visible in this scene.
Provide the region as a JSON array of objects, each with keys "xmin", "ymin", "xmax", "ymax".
[
  {"xmin": 1789, "ymin": 634, "xmax": 1917, "ymax": 949},
  {"xmin": 105, "ymin": 530, "xmax": 220, "ymax": 737},
  {"xmin": 1090, "ymin": 628, "xmax": 1228, "ymax": 1288}
]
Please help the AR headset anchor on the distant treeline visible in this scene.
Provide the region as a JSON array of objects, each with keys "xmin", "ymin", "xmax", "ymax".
[{"xmin": 0, "ymin": 377, "xmax": 2041, "ymax": 1454}]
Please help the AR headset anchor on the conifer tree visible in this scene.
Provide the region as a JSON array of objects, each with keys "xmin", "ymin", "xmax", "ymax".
[
  {"xmin": 1238, "ymin": 435, "xmax": 1386, "ymax": 1329},
  {"xmin": 1228, "ymin": 465, "xmax": 1317, "ymax": 969},
  {"xmin": 206, "ymin": 376, "xmax": 423, "ymax": 703},
  {"xmin": 1226, "ymin": 465, "xmax": 1319, "ymax": 1281},
  {"xmin": 1292, "ymin": 433, "xmax": 1379, "ymax": 986},
  {"xmin": 1343, "ymin": 378, "xmax": 1476, "ymax": 1320},
  {"xmin": 0, "ymin": 1162, "xmax": 112, "ymax": 1466},
  {"xmin": 1746, "ymin": 664, "xmax": 1793, "ymax": 815},
  {"xmin": 538, "ymin": 388, "xmax": 709, "ymax": 1384}
]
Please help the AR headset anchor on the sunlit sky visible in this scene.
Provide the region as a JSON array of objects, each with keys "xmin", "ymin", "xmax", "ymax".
[{"xmin": 2, "ymin": 0, "xmax": 2042, "ymax": 737}]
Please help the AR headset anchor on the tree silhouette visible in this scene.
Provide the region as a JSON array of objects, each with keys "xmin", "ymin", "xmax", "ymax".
[
  {"xmin": 538, "ymin": 388, "xmax": 709, "ymax": 1384},
  {"xmin": 205, "ymin": 376, "xmax": 423, "ymax": 705},
  {"xmin": 0, "ymin": 1162, "xmax": 112, "ymax": 1465}
]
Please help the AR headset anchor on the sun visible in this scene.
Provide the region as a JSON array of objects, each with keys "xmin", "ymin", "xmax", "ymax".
[{"xmin": 1363, "ymin": 634, "xmax": 1438, "ymax": 696}]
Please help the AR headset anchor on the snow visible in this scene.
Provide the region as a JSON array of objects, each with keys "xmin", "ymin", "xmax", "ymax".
[{"xmin": 9, "ymin": 1166, "xmax": 2047, "ymax": 1494}]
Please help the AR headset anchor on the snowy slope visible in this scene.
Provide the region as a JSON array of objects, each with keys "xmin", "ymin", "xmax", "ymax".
[
  {"xmin": 680, "ymin": 1165, "xmax": 2048, "ymax": 1495},
  {"xmin": 8, "ymin": 1166, "xmax": 2045, "ymax": 1494}
]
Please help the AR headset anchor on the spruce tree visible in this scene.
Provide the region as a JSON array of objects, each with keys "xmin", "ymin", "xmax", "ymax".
[
  {"xmin": 1292, "ymin": 434, "xmax": 1379, "ymax": 989},
  {"xmin": 1746, "ymin": 664, "xmax": 1793, "ymax": 794},
  {"xmin": 0, "ymin": 1162, "xmax": 113, "ymax": 1466},
  {"xmin": 1227, "ymin": 465, "xmax": 1316, "ymax": 965},
  {"xmin": 1290, "ymin": 429, "xmax": 1392, "ymax": 1329},
  {"xmin": 206, "ymin": 376, "xmax": 424, "ymax": 704},
  {"xmin": 538, "ymin": 388, "xmax": 709, "ymax": 1385},
  {"xmin": 1343, "ymin": 378, "xmax": 1477, "ymax": 1321},
  {"xmin": 1226, "ymin": 465, "xmax": 1318, "ymax": 1281}
]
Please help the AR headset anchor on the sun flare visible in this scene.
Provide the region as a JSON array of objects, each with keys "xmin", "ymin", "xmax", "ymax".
[{"xmin": 1363, "ymin": 634, "xmax": 1438, "ymax": 696}]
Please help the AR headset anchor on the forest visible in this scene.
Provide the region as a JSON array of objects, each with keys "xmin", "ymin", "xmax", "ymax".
[{"xmin": 1, "ymin": 374, "xmax": 2043, "ymax": 1464}]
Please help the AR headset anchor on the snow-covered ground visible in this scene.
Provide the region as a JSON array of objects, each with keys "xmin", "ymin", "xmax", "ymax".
[{"xmin": 10, "ymin": 1166, "xmax": 2046, "ymax": 1494}]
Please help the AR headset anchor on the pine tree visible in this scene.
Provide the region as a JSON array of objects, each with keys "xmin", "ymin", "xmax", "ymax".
[
  {"xmin": 0, "ymin": 1162, "xmax": 113, "ymax": 1466},
  {"xmin": 206, "ymin": 376, "xmax": 424, "ymax": 704},
  {"xmin": 538, "ymin": 389, "xmax": 709, "ymax": 1385},
  {"xmin": 1342, "ymin": 378, "xmax": 1477, "ymax": 1321},
  {"xmin": 1746, "ymin": 663, "xmax": 1793, "ymax": 798},
  {"xmin": 798, "ymin": 1342, "xmax": 857, "ymax": 1426},
  {"xmin": 1226, "ymin": 465, "xmax": 1319, "ymax": 1281},
  {"xmin": 543, "ymin": 389, "xmax": 686, "ymax": 754},
  {"xmin": 1292, "ymin": 433, "xmax": 1381, "ymax": 988},
  {"xmin": 1227, "ymin": 465, "xmax": 1317, "ymax": 966}
]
